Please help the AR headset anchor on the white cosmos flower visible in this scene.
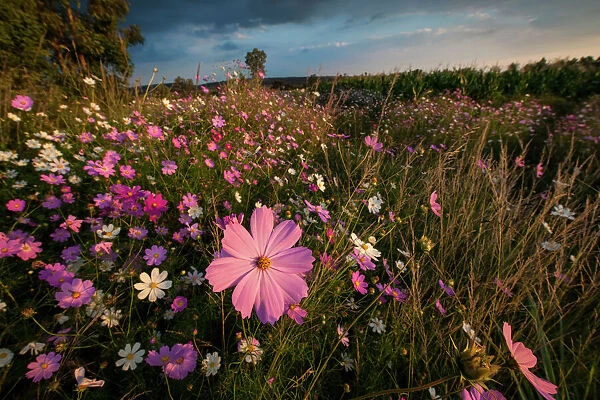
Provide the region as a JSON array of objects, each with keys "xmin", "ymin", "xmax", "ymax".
[
  {"xmin": 202, "ymin": 352, "xmax": 222, "ymax": 376},
  {"xmin": 350, "ymin": 233, "xmax": 381, "ymax": 260},
  {"xmin": 19, "ymin": 342, "xmax": 45, "ymax": 355},
  {"xmin": 368, "ymin": 317, "xmax": 386, "ymax": 334},
  {"xmin": 0, "ymin": 348, "xmax": 13, "ymax": 367},
  {"xmin": 115, "ymin": 343, "xmax": 145, "ymax": 371},
  {"xmin": 134, "ymin": 268, "xmax": 172, "ymax": 302}
]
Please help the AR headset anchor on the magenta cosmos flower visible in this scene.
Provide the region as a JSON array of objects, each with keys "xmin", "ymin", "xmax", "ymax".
[
  {"xmin": 26, "ymin": 352, "xmax": 62, "ymax": 382},
  {"xmin": 11, "ymin": 95, "xmax": 33, "ymax": 111},
  {"xmin": 503, "ymin": 322, "xmax": 558, "ymax": 400},
  {"xmin": 206, "ymin": 206, "xmax": 315, "ymax": 324}
]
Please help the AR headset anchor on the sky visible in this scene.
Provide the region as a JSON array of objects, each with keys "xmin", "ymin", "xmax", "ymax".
[{"xmin": 125, "ymin": 0, "xmax": 600, "ymax": 83}]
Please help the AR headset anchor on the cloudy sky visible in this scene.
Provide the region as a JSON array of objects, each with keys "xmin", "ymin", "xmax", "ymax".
[{"xmin": 125, "ymin": 0, "xmax": 600, "ymax": 83}]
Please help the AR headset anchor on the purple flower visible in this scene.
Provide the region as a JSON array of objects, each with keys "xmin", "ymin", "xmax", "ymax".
[
  {"xmin": 50, "ymin": 228, "xmax": 70, "ymax": 243},
  {"xmin": 128, "ymin": 226, "xmax": 148, "ymax": 240},
  {"xmin": 171, "ymin": 296, "xmax": 188, "ymax": 313},
  {"xmin": 205, "ymin": 206, "xmax": 315, "ymax": 324},
  {"xmin": 164, "ymin": 343, "xmax": 197, "ymax": 379},
  {"xmin": 39, "ymin": 263, "xmax": 74, "ymax": 288},
  {"xmin": 461, "ymin": 384, "xmax": 506, "ymax": 400},
  {"xmin": 438, "ymin": 279, "xmax": 455, "ymax": 297},
  {"xmin": 143, "ymin": 245, "xmax": 167, "ymax": 266},
  {"xmin": 25, "ymin": 352, "xmax": 61, "ymax": 382},
  {"xmin": 61, "ymin": 244, "xmax": 81, "ymax": 262},
  {"xmin": 55, "ymin": 278, "xmax": 95, "ymax": 308},
  {"xmin": 42, "ymin": 195, "xmax": 62, "ymax": 209},
  {"xmin": 161, "ymin": 160, "xmax": 178, "ymax": 175}
]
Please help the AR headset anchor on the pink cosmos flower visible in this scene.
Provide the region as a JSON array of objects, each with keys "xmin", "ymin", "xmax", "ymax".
[
  {"xmin": 25, "ymin": 352, "xmax": 62, "ymax": 382},
  {"xmin": 515, "ymin": 156, "xmax": 525, "ymax": 168},
  {"xmin": 536, "ymin": 163, "xmax": 544, "ymax": 178},
  {"xmin": 143, "ymin": 193, "xmax": 168, "ymax": 222},
  {"xmin": 304, "ymin": 200, "xmax": 331, "ymax": 222},
  {"xmin": 351, "ymin": 270, "xmax": 368, "ymax": 295},
  {"xmin": 435, "ymin": 298, "xmax": 447, "ymax": 315},
  {"xmin": 55, "ymin": 278, "xmax": 96, "ymax": 308},
  {"xmin": 503, "ymin": 322, "xmax": 558, "ymax": 400},
  {"xmin": 461, "ymin": 384, "xmax": 506, "ymax": 400},
  {"xmin": 11, "ymin": 95, "xmax": 33, "ymax": 111},
  {"xmin": 6, "ymin": 199, "xmax": 26, "ymax": 212},
  {"xmin": 286, "ymin": 304, "xmax": 307, "ymax": 324},
  {"xmin": 60, "ymin": 215, "xmax": 83, "ymax": 233},
  {"xmin": 364, "ymin": 135, "xmax": 384, "ymax": 152},
  {"xmin": 17, "ymin": 237, "xmax": 42, "ymax": 261},
  {"xmin": 205, "ymin": 206, "xmax": 315, "ymax": 324},
  {"xmin": 430, "ymin": 191, "xmax": 442, "ymax": 217},
  {"xmin": 146, "ymin": 125, "xmax": 164, "ymax": 140},
  {"xmin": 212, "ymin": 115, "xmax": 226, "ymax": 128}
]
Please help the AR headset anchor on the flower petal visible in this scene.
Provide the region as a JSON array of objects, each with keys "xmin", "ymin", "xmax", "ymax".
[
  {"xmin": 265, "ymin": 269, "xmax": 309, "ymax": 305},
  {"xmin": 270, "ymin": 246, "xmax": 315, "ymax": 274},
  {"xmin": 265, "ymin": 220, "xmax": 301, "ymax": 256},
  {"xmin": 251, "ymin": 206, "xmax": 274, "ymax": 254},
  {"xmin": 231, "ymin": 269, "xmax": 261, "ymax": 318},
  {"xmin": 513, "ymin": 341, "xmax": 537, "ymax": 369},
  {"xmin": 206, "ymin": 256, "xmax": 255, "ymax": 292},
  {"xmin": 222, "ymin": 223, "xmax": 259, "ymax": 259},
  {"xmin": 254, "ymin": 270, "xmax": 286, "ymax": 324},
  {"xmin": 521, "ymin": 368, "xmax": 558, "ymax": 400}
]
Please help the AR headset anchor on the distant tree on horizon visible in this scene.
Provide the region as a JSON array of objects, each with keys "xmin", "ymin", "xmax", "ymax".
[{"xmin": 245, "ymin": 48, "xmax": 267, "ymax": 79}]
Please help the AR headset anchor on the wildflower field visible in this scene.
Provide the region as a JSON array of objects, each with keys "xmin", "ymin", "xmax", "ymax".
[{"xmin": 0, "ymin": 71, "xmax": 598, "ymax": 400}]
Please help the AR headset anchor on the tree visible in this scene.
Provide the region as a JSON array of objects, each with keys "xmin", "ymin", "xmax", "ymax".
[
  {"xmin": 0, "ymin": 0, "xmax": 143, "ymax": 88},
  {"xmin": 245, "ymin": 48, "xmax": 267, "ymax": 79}
]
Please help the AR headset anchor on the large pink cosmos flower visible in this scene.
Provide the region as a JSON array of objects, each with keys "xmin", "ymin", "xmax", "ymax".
[
  {"xmin": 206, "ymin": 206, "xmax": 314, "ymax": 324},
  {"xmin": 503, "ymin": 322, "xmax": 558, "ymax": 400}
]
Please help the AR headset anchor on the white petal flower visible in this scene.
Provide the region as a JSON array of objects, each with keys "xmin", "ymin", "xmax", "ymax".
[
  {"xmin": 0, "ymin": 348, "xmax": 14, "ymax": 367},
  {"xmin": 202, "ymin": 352, "xmax": 222, "ymax": 376},
  {"xmin": 116, "ymin": 342, "xmax": 145, "ymax": 371},
  {"xmin": 134, "ymin": 268, "xmax": 172, "ymax": 302}
]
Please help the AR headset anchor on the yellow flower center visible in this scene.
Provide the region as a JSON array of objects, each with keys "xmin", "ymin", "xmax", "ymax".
[
  {"xmin": 361, "ymin": 243, "xmax": 369, "ymax": 250},
  {"xmin": 41, "ymin": 362, "xmax": 49, "ymax": 370},
  {"xmin": 176, "ymin": 356, "xmax": 184, "ymax": 364},
  {"xmin": 150, "ymin": 282, "xmax": 158, "ymax": 289},
  {"xmin": 256, "ymin": 256, "xmax": 271, "ymax": 270},
  {"xmin": 161, "ymin": 355, "xmax": 169, "ymax": 363},
  {"xmin": 127, "ymin": 353, "xmax": 135, "ymax": 360},
  {"xmin": 72, "ymin": 291, "xmax": 81, "ymax": 299}
]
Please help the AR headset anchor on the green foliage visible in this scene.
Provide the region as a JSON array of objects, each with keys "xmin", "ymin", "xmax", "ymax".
[
  {"xmin": 318, "ymin": 57, "xmax": 600, "ymax": 106},
  {"xmin": 0, "ymin": 0, "xmax": 143, "ymax": 90},
  {"xmin": 245, "ymin": 48, "xmax": 267, "ymax": 78}
]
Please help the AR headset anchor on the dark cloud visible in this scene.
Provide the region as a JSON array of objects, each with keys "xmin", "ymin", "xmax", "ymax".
[{"xmin": 213, "ymin": 41, "xmax": 240, "ymax": 52}]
